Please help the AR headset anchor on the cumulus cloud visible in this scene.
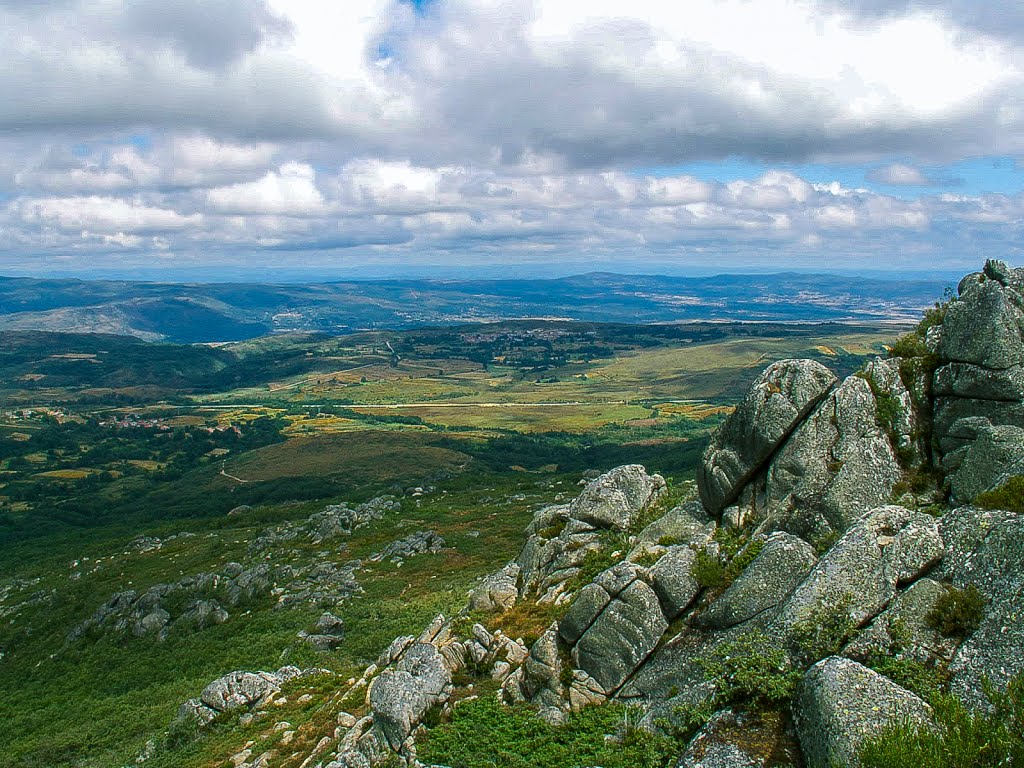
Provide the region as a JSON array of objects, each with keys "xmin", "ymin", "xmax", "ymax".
[
  {"xmin": 206, "ymin": 163, "xmax": 326, "ymax": 215},
  {"xmin": 0, "ymin": 1, "xmax": 1023, "ymax": 272}
]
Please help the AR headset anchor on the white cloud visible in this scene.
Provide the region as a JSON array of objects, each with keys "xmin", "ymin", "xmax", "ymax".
[
  {"xmin": 15, "ymin": 196, "xmax": 200, "ymax": 233},
  {"xmin": 206, "ymin": 162, "xmax": 326, "ymax": 214},
  {"xmin": 867, "ymin": 163, "xmax": 932, "ymax": 185}
]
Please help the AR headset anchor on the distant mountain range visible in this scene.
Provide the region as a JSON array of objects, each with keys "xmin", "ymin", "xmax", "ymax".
[{"xmin": 0, "ymin": 272, "xmax": 949, "ymax": 343}]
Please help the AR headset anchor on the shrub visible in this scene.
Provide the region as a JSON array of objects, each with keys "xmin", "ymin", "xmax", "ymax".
[
  {"xmin": 975, "ymin": 476, "xmax": 1024, "ymax": 514},
  {"xmin": 925, "ymin": 584, "xmax": 987, "ymax": 637},
  {"xmin": 789, "ymin": 594, "xmax": 857, "ymax": 668},
  {"xmin": 723, "ymin": 539, "xmax": 764, "ymax": 583},
  {"xmin": 417, "ymin": 697, "xmax": 683, "ymax": 768},
  {"xmin": 692, "ymin": 548, "xmax": 724, "ymax": 588},
  {"xmin": 866, "ymin": 654, "xmax": 950, "ymax": 701},
  {"xmin": 859, "ymin": 675, "xmax": 1024, "ymax": 768},
  {"xmin": 699, "ymin": 630, "xmax": 801, "ymax": 708}
]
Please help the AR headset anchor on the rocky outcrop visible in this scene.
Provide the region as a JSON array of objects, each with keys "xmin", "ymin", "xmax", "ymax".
[
  {"xmin": 371, "ymin": 531, "xmax": 446, "ymax": 563},
  {"xmin": 298, "ymin": 612, "xmax": 346, "ymax": 651},
  {"xmin": 177, "ymin": 666, "xmax": 304, "ymax": 727},
  {"xmin": 775, "ymin": 505, "xmax": 943, "ymax": 635},
  {"xmin": 698, "ymin": 359, "xmax": 837, "ymax": 516},
  {"xmin": 248, "ymin": 496, "xmax": 401, "ymax": 555},
  {"xmin": 369, "ymin": 643, "xmax": 452, "ymax": 750},
  {"xmin": 467, "ymin": 562, "xmax": 521, "ymax": 613},
  {"xmin": 699, "ymin": 532, "xmax": 816, "ymax": 629},
  {"xmin": 676, "ymin": 709, "xmax": 802, "ymax": 768},
  {"xmin": 933, "ymin": 260, "xmax": 1024, "ymax": 502},
  {"xmin": 764, "ymin": 375, "xmax": 904, "ymax": 537},
  {"xmin": 794, "ymin": 657, "xmax": 932, "ymax": 768},
  {"xmin": 568, "ymin": 464, "xmax": 667, "ymax": 528},
  {"xmin": 940, "ymin": 506, "xmax": 1024, "ymax": 709},
  {"xmin": 514, "ymin": 465, "xmax": 666, "ymax": 603}
]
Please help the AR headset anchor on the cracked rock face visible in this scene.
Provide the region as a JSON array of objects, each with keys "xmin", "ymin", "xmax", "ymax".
[
  {"xmin": 765, "ymin": 375, "xmax": 903, "ymax": 537},
  {"xmin": 698, "ymin": 359, "xmax": 837, "ymax": 517},
  {"xmin": 699, "ymin": 532, "xmax": 817, "ymax": 630},
  {"xmin": 775, "ymin": 505, "xmax": 944, "ymax": 636},
  {"xmin": 933, "ymin": 261, "xmax": 1024, "ymax": 501}
]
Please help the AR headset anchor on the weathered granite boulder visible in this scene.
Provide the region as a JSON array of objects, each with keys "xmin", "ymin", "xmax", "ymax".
[
  {"xmin": 700, "ymin": 532, "xmax": 817, "ymax": 629},
  {"xmin": 468, "ymin": 562, "xmax": 521, "ymax": 613},
  {"xmin": 631, "ymin": 500, "xmax": 715, "ymax": 556},
  {"xmin": 947, "ymin": 422, "xmax": 1024, "ymax": 503},
  {"xmin": 568, "ymin": 464, "xmax": 666, "ymax": 529},
  {"xmin": 765, "ymin": 375, "xmax": 904, "ymax": 537},
  {"xmin": 844, "ymin": 578, "xmax": 960, "ymax": 664},
  {"xmin": 776, "ymin": 506, "xmax": 944, "ymax": 635},
  {"xmin": 794, "ymin": 656, "xmax": 932, "ymax": 768},
  {"xmin": 199, "ymin": 667, "xmax": 299, "ymax": 712},
  {"xmin": 369, "ymin": 643, "xmax": 452, "ymax": 750},
  {"xmin": 501, "ymin": 624, "xmax": 564, "ymax": 711},
  {"xmin": 649, "ymin": 547, "xmax": 701, "ymax": 620},
  {"xmin": 699, "ymin": 359, "xmax": 837, "ymax": 516},
  {"xmin": 516, "ymin": 466, "xmax": 667, "ymax": 602},
  {"xmin": 571, "ymin": 577, "xmax": 669, "ymax": 695},
  {"xmin": 940, "ymin": 506, "xmax": 1024, "ymax": 710},
  {"xmin": 939, "ymin": 265, "xmax": 1024, "ymax": 371},
  {"xmin": 933, "ymin": 260, "xmax": 1024, "ymax": 464},
  {"xmin": 864, "ymin": 356, "xmax": 924, "ymax": 466}
]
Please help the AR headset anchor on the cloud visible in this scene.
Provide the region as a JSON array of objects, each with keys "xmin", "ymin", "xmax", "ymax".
[
  {"xmin": 867, "ymin": 163, "xmax": 933, "ymax": 185},
  {"xmin": 14, "ymin": 196, "xmax": 200, "ymax": 233},
  {"xmin": 0, "ymin": 1, "xmax": 1023, "ymax": 273},
  {"xmin": 206, "ymin": 163, "xmax": 326, "ymax": 214},
  {"xmin": 118, "ymin": 0, "xmax": 293, "ymax": 71}
]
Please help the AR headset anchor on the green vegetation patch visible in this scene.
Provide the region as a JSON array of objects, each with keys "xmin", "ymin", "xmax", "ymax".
[
  {"xmin": 975, "ymin": 476, "xmax": 1024, "ymax": 514},
  {"xmin": 418, "ymin": 697, "xmax": 683, "ymax": 768},
  {"xmin": 860, "ymin": 675, "xmax": 1024, "ymax": 768}
]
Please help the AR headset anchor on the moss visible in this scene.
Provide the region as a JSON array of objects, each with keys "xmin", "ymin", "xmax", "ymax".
[{"xmin": 975, "ymin": 476, "xmax": 1024, "ymax": 514}]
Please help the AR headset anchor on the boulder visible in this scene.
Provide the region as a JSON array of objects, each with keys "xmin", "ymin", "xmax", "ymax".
[
  {"xmin": 700, "ymin": 532, "xmax": 817, "ymax": 629},
  {"xmin": 765, "ymin": 375, "xmax": 904, "ymax": 536},
  {"xmin": 568, "ymin": 465, "xmax": 666, "ymax": 529},
  {"xmin": 794, "ymin": 656, "xmax": 932, "ymax": 768},
  {"xmin": 572, "ymin": 579, "xmax": 668, "ymax": 694},
  {"xmin": 776, "ymin": 506, "xmax": 944, "ymax": 636},
  {"xmin": 698, "ymin": 359, "xmax": 837, "ymax": 516},
  {"xmin": 844, "ymin": 578, "xmax": 959, "ymax": 664},
  {"xmin": 369, "ymin": 643, "xmax": 452, "ymax": 750},
  {"xmin": 940, "ymin": 507, "xmax": 1024, "ymax": 710},
  {"xmin": 631, "ymin": 500, "xmax": 716, "ymax": 555},
  {"xmin": 938, "ymin": 270, "xmax": 1024, "ymax": 370},
  {"xmin": 947, "ymin": 422, "xmax": 1024, "ymax": 503},
  {"xmin": 468, "ymin": 563, "xmax": 520, "ymax": 613},
  {"xmin": 502, "ymin": 624, "xmax": 564, "ymax": 710},
  {"xmin": 200, "ymin": 670, "xmax": 284, "ymax": 712},
  {"xmin": 934, "ymin": 361, "xmax": 1024, "ymax": 402},
  {"xmin": 649, "ymin": 546, "xmax": 700, "ymax": 620},
  {"xmin": 676, "ymin": 709, "xmax": 802, "ymax": 768}
]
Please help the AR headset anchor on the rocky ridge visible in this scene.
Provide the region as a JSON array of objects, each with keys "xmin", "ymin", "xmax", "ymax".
[{"xmin": 169, "ymin": 261, "xmax": 1024, "ymax": 768}]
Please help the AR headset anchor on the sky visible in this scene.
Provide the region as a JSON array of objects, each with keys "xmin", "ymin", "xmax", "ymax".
[{"xmin": 1, "ymin": 0, "xmax": 1023, "ymax": 280}]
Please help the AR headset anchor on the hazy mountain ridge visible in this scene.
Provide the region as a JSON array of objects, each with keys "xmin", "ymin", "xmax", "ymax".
[{"xmin": 0, "ymin": 272, "xmax": 947, "ymax": 343}]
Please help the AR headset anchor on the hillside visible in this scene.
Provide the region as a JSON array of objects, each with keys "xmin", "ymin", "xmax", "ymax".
[
  {"xmin": 2, "ymin": 264, "xmax": 1022, "ymax": 767},
  {"xmin": 0, "ymin": 272, "xmax": 946, "ymax": 342}
]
